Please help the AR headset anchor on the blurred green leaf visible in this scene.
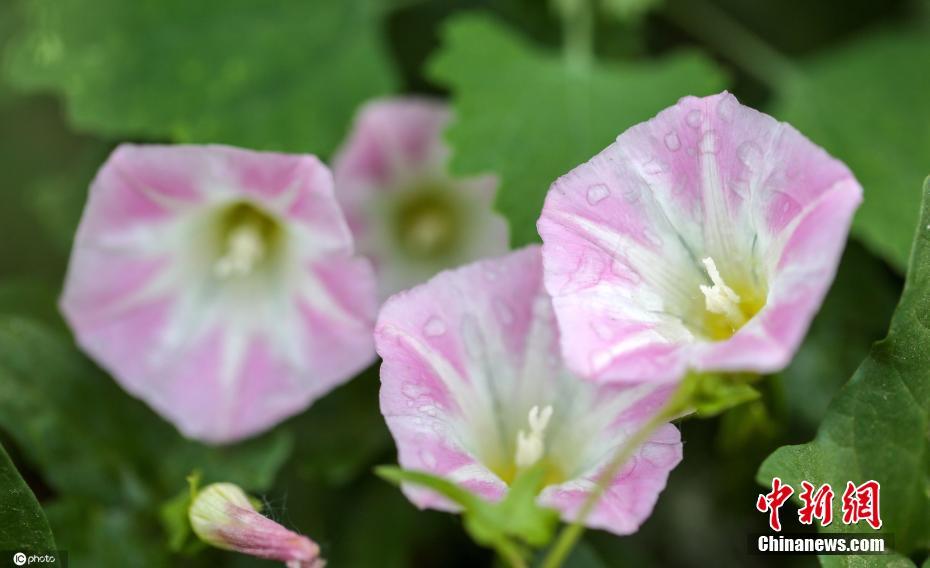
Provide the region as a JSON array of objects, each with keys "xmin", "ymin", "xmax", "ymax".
[
  {"xmin": 0, "ymin": 94, "xmax": 101, "ymax": 282},
  {"xmin": 0, "ymin": 441, "xmax": 58, "ymax": 563},
  {"xmin": 45, "ymin": 498, "xmax": 170, "ymax": 568},
  {"xmin": 284, "ymin": 367, "xmax": 391, "ymax": 487},
  {"xmin": 0, "ymin": 316, "xmax": 293, "ymax": 504},
  {"xmin": 773, "ymin": 31, "xmax": 930, "ymax": 270},
  {"xmin": 429, "ymin": 14, "xmax": 726, "ymax": 246},
  {"xmin": 759, "ymin": 180, "xmax": 930, "ymax": 558},
  {"xmin": 3, "ymin": 0, "xmax": 398, "ymax": 155}
]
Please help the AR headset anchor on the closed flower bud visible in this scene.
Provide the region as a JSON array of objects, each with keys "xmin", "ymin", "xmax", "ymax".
[{"xmin": 190, "ymin": 483, "xmax": 324, "ymax": 568}]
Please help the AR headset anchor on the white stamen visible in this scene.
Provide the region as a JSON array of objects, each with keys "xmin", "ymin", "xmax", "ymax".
[
  {"xmin": 515, "ymin": 405, "xmax": 553, "ymax": 469},
  {"xmin": 215, "ymin": 224, "xmax": 265, "ymax": 278},
  {"xmin": 699, "ymin": 257, "xmax": 744, "ymax": 328}
]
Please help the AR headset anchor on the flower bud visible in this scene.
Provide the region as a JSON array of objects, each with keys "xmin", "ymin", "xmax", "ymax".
[{"xmin": 190, "ymin": 482, "xmax": 324, "ymax": 568}]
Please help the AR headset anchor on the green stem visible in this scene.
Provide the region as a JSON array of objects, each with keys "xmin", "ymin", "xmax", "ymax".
[
  {"xmin": 540, "ymin": 391, "xmax": 688, "ymax": 568},
  {"xmin": 559, "ymin": 0, "xmax": 594, "ymax": 70},
  {"xmin": 664, "ymin": 0, "xmax": 801, "ymax": 89},
  {"xmin": 498, "ymin": 543, "xmax": 528, "ymax": 568}
]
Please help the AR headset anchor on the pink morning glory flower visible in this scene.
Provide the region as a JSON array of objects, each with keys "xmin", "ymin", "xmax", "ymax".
[
  {"xmin": 537, "ymin": 92, "xmax": 862, "ymax": 384},
  {"xmin": 333, "ymin": 97, "xmax": 509, "ymax": 300},
  {"xmin": 376, "ymin": 246, "xmax": 681, "ymax": 535},
  {"xmin": 190, "ymin": 482, "xmax": 324, "ymax": 568},
  {"xmin": 60, "ymin": 144, "xmax": 377, "ymax": 443}
]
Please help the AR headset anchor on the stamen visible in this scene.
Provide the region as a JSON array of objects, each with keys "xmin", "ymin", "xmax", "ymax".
[
  {"xmin": 515, "ymin": 405, "xmax": 553, "ymax": 470},
  {"xmin": 215, "ymin": 224, "xmax": 265, "ymax": 278},
  {"xmin": 699, "ymin": 257, "xmax": 745, "ymax": 328}
]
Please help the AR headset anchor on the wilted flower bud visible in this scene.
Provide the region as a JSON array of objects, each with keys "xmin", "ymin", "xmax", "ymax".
[{"xmin": 190, "ymin": 482, "xmax": 324, "ymax": 568}]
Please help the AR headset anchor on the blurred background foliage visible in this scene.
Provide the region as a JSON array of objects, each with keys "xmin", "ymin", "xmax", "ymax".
[{"xmin": 0, "ymin": 0, "xmax": 926, "ymax": 566}]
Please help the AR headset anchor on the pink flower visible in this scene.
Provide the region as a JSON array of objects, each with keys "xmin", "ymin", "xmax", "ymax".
[
  {"xmin": 60, "ymin": 144, "xmax": 377, "ymax": 443},
  {"xmin": 190, "ymin": 482, "xmax": 324, "ymax": 568},
  {"xmin": 376, "ymin": 246, "xmax": 681, "ymax": 535},
  {"xmin": 537, "ymin": 92, "xmax": 862, "ymax": 384},
  {"xmin": 333, "ymin": 98, "xmax": 509, "ymax": 300}
]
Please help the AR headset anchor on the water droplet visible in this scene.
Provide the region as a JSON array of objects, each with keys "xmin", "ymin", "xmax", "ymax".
[
  {"xmin": 591, "ymin": 321, "xmax": 615, "ymax": 340},
  {"xmin": 424, "ymin": 317, "xmax": 447, "ymax": 337},
  {"xmin": 461, "ymin": 315, "xmax": 484, "ymax": 361},
  {"xmin": 642, "ymin": 157, "xmax": 666, "ymax": 175},
  {"xmin": 418, "ymin": 404, "xmax": 439, "ymax": 417},
  {"xmin": 716, "ymin": 95, "xmax": 736, "ymax": 122},
  {"xmin": 611, "ymin": 257, "xmax": 642, "ymax": 284},
  {"xmin": 420, "ymin": 450, "xmax": 437, "ymax": 469},
  {"xmin": 586, "ymin": 184, "xmax": 610, "ymax": 205},
  {"xmin": 686, "ymin": 147, "xmax": 697, "ymax": 157},
  {"xmin": 698, "ymin": 130, "xmax": 717, "ymax": 154},
  {"xmin": 642, "ymin": 227, "xmax": 663, "ymax": 248},
  {"xmin": 402, "ymin": 382, "xmax": 426, "ymax": 399},
  {"xmin": 493, "ymin": 299, "xmax": 514, "ymax": 325},
  {"xmin": 621, "ymin": 181, "xmax": 643, "ymax": 203},
  {"xmin": 664, "ymin": 131, "xmax": 681, "ymax": 151},
  {"xmin": 686, "ymin": 109, "xmax": 703, "ymax": 128},
  {"xmin": 737, "ymin": 141, "xmax": 763, "ymax": 169}
]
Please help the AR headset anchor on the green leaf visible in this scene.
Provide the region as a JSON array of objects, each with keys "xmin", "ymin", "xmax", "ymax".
[
  {"xmin": 45, "ymin": 498, "xmax": 170, "ymax": 568},
  {"xmin": 428, "ymin": 14, "xmax": 726, "ymax": 246},
  {"xmin": 377, "ymin": 464, "xmax": 559, "ymax": 560},
  {"xmin": 3, "ymin": 0, "xmax": 398, "ymax": 155},
  {"xmin": 0, "ymin": 441, "xmax": 58, "ymax": 563},
  {"xmin": 772, "ymin": 31, "xmax": 930, "ymax": 270},
  {"xmin": 0, "ymin": 316, "xmax": 293, "ymax": 504},
  {"xmin": 758, "ymin": 179, "xmax": 930, "ymax": 558}
]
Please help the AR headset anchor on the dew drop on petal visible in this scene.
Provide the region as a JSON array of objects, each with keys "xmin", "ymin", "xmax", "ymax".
[
  {"xmin": 461, "ymin": 315, "xmax": 484, "ymax": 362},
  {"xmin": 621, "ymin": 181, "xmax": 642, "ymax": 203},
  {"xmin": 418, "ymin": 404, "xmax": 439, "ymax": 417},
  {"xmin": 664, "ymin": 131, "xmax": 681, "ymax": 151},
  {"xmin": 420, "ymin": 450, "xmax": 438, "ymax": 469},
  {"xmin": 424, "ymin": 317, "xmax": 447, "ymax": 337},
  {"xmin": 402, "ymin": 382, "xmax": 426, "ymax": 399},
  {"xmin": 642, "ymin": 157, "xmax": 667, "ymax": 175},
  {"xmin": 493, "ymin": 298, "xmax": 514, "ymax": 325},
  {"xmin": 737, "ymin": 141, "xmax": 763, "ymax": 169},
  {"xmin": 698, "ymin": 130, "xmax": 717, "ymax": 154},
  {"xmin": 591, "ymin": 321, "xmax": 615, "ymax": 340},
  {"xmin": 586, "ymin": 184, "xmax": 610, "ymax": 205},
  {"xmin": 686, "ymin": 109, "xmax": 703, "ymax": 128},
  {"xmin": 717, "ymin": 95, "xmax": 736, "ymax": 122}
]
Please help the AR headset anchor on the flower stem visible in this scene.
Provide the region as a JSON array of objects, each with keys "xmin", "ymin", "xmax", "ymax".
[
  {"xmin": 663, "ymin": 0, "xmax": 801, "ymax": 89},
  {"xmin": 557, "ymin": 0, "xmax": 594, "ymax": 70},
  {"xmin": 540, "ymin": 390, "xmax": 688, "ymax": 568}
]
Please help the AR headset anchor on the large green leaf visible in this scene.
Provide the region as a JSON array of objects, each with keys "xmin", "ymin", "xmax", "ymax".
[
  {"xmin": 428, "ymin": 14, "xmax": 726, "ymax": 246},
  {"xmin": 0, "ymin": 316, "xmax": 293, "ymax": 504},
  {"xmin": 772, "ymin": 31, "xmax": 930, "ymax": 271},
  {"xmin": 0, "ymin": 442, "xmax": 57, "ymax": 563},
  {"xmin": 3, "ymin": 0, "xmax": 398, "ymax": 155},
  {"xmin": 758, "ymin": 180, "xmax": 930, "ymax": 560}
]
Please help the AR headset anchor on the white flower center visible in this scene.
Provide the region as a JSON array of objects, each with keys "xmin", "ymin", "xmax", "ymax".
[
  {"xmin": 514, "ymin": 405, "xmax": 553, "ymax": 470},
  {"xmin": 699, "ymin": 257, "xmax": 746, "ymax": 329},
  {"xmin": 214, "ymin": 223, "xmax": 266, "ymax": 278}
]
